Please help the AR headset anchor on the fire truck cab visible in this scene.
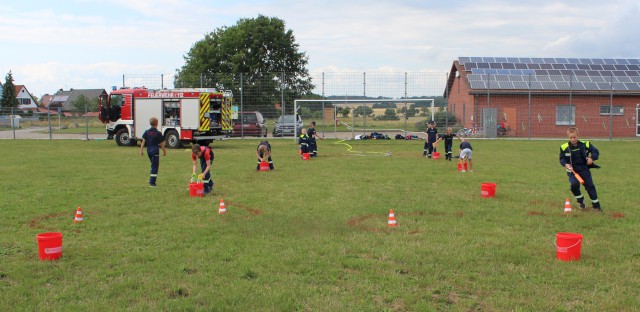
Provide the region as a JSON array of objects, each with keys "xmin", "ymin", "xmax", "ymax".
[{"xmin": 98, "ymin": 88, "xmax": 233, "ymax": 148}]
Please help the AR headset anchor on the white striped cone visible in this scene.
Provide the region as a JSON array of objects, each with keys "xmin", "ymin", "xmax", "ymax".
[
  {"xmin": 218, "ymin": 199, "xmax": 227, "ymax": 214},
  {"xmin": 387, "ymin": 209, "xmax": 397, "ymax": 227},
  {"xmin": 74, "ymin": 207, "xmax": 83, "ymax": 223},
  {"xmin": 564, "ymin": 198, "xmax": 572, "ymax": 214}
]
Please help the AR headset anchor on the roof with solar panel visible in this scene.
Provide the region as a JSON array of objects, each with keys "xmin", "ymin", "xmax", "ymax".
[{"xmin": 456, "ymin": 57, "xmax": 640, "ymax": 92}]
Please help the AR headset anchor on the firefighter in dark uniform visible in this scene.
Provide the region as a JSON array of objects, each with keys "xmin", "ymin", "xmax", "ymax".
[
  {"xmin": 435, "ymin": 127, "xmax": 458, "ymax": 161},
  {"xmin": 140, "ymin": 117, "xmax": 166, "ymax": 187},
  {"xmin": 256, "ymin": 140, "xmax": 274, "ymax": 170},
  {"xmin": 308, "ymin": 121, "xmax": 323, "ymax": 157},
  {"xmin": 423, "ymin": 120, "xmax": 438, "ymax": 158},
  {"xmin": 299, "ymin": 128, "xmax": 310, "ymax": 156},
  {"xmin": 191, "ymin": 144, "xmax": 215, "ymax": 195},
  {"xmin": 559, "ymin": 127, "xmax": 601, "ymax": 210}
]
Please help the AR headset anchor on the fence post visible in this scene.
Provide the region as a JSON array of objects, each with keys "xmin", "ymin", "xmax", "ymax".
[
  {"xmin": 240, "ymin": 73, "xmax": 244, "ymax": 137},
  {"xmin": 363, "ymin": 72, "xmax": 366, "ymax": 134},
  {"xmin": 528, "ymin": 74, "xmax": 532, "ymax": 140},
  {"xmin": 404, "ymin": 72, "xmax": 408, "ymax": 134},
  {"xmin": 48, "ymin": 104, "xmax": 52, "ymax": 140},
  {"xmin": 609, "ymin": 73, "xmax": 614, "ymax": 141},
  {"xmin": 85, "ymin": 100, "xmax": 89, "ymax": 140},
  {"xmin": 12, "ymin": 107, "xmax": 16, "ymax": 140}
]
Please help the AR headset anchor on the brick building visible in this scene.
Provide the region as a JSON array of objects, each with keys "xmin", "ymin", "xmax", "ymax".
[{"xmin": 445, "ymin": 57, "xmax": 640, "ymax": 138}]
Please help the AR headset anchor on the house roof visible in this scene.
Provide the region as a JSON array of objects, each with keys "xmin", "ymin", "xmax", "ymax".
[
  {"xmin": 50, "ymin": 89, "xmax": 107, "ymax": 111},
  {"xmin": 448, "ymin": 57, "xmax": 640, "ymax": 95}
]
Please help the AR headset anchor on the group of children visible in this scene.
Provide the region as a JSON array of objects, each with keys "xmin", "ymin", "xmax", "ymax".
[
  {"xmin": 298, "ymin": 121, "xmax": 323, "ymax": 158},
  {"xmin": 423, "ymin": 121, "xmax": 473, "ymax": 172},
  {"xmin": 140, "ymin": 117, "xmax": 602, "ymax": 210}
]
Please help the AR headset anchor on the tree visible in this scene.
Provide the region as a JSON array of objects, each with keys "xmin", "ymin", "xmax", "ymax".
[
  {"xmin": 374, "ymin": 108, "xmax": 400, "ymax": 121},
  {"xmin": 2, "ymin": 71, "xmax": 19, "ymax": 108},
  {"xmin": 397, "ymin": 106, "xmax": 417, "ymax": 117},
  {"xmin": 352, "ymin": 106, "xmax": 373, "ymax": 117},
  {"xmin": 340, "ymin": 107, "xmax": 351, "ymax": 118},
  {"xmin": 71, "ymin": 94, "xmax": 99, "ymax": 112},
  {"xmin": 174, "ymin": 15, "xmax": 313, "ymax": 116}
]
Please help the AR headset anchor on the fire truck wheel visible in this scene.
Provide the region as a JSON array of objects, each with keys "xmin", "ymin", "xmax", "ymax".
[
  {"xmin": 115, "ymin": 128, "xmax": 135, "ymax": 146},
  {"xmin": 165, "ymin": 130, "xmax": 182, "ymax": 149}
]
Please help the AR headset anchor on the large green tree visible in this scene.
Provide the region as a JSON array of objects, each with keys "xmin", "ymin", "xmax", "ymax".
[
  {"xmin": 174, "ymin": 15, "xmax": 313, "ymax": 115},
  {"xmin": 2, "ymin": 71, "xmax": 19, "ymax": 109}
]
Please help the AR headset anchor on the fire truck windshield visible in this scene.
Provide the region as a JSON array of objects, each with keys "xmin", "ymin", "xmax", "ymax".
[{"xmin": 110, "ymin": 94, "xmax": 124, "ymax": 107}]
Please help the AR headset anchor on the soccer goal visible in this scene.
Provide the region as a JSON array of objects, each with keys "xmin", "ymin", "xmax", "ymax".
[{"xmin": 293, "ymin": 98, "xmax": 436, "ymax": 140}]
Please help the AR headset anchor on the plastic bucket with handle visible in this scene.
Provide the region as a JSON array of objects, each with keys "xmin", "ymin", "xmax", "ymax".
[
  {"xmin": 259, "ymin": 162, "xmax": 270, "ymax": 171},
  {"xmin": 556, "ymin": 232, "xmax": 583, "ymax": 261},
  {"xmin": 481, "ymin": 182, "xmax": 496, "ymax": 198},
  {"xmin": 37, "ymin": 232, "xmax": 63, "ymax": 261}
]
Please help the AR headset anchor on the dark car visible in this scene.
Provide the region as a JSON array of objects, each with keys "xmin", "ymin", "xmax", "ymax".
[
  {"xmin": 272, "ymin": 115, "xmax": 303, "ymax": 137},
  {"xmin": 232, "ymin": 111, "xmax": 267, "ymax": 137}
]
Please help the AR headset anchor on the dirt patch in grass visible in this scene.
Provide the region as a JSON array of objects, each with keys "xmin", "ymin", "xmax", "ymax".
[
  {"xmin": 231, "ymin": 202, "xmax": 262, "ymax": 215},
  {"xmin": 28, "ymin": 212, "xmax": 68, "ymax": 229},
  {"xmin": 610, "ymin": 212, "xmax": 624, "ymax": 219}
]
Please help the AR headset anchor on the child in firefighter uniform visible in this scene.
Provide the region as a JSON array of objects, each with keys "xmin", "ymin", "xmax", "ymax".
[
  {"xmin": 191, "ymin": 144, "xmax": 215, "ymax": 195},
  {"xmin": 559, "ymin": 127, "xmax": 601, "ymax": 211},
  {"xmin": 256, "ymin": 141, "xmax": 274, "ymax": 170},
  {"xmin": 299, "ymin": 128, "xmax": 310, "ymax": 157},
  {"xmin": 308, "ymin": 121, "xmax": 324, "ymax": 157},
  {"xmin": 140, "ymin": 117, "xmax": 166, "ymax": 187},
  {"xmin": 435, "ymin": 127, "xmax": 458, "ymax": 161},
  {"xmin": 423, "ymin": 121, "xmax": 438, "ymax": 158}
]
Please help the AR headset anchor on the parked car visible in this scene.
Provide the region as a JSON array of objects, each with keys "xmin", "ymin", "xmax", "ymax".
[
  {"xmin": 272, "ymin": 114, "xmax": 304, "ymax": 137},
  {"xmin": 232, "ymin": 111, "xmax": 267, "ymax": 137}
]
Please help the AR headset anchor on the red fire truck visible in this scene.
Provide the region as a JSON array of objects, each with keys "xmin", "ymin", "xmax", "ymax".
[{"xmin": 98, "ymin": 88, "xmax": 233, "ymax": 148}]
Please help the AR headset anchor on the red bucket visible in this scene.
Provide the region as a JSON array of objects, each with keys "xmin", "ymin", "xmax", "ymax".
[
  {"xmin": 302, "ymin": 153, "xmax": 310, "ymax": 160},
  {"xmin": 259, "ymin": 162, "xmax": 270, "ymax": 171},
  {"xmin": 433, "ymin": 152, "xmax": 440, "ymax": 159},
  {"xmin": 37, "ymin": 232, "xmax": 63, "ymax": 261},
  {"xmin": 556, "ymin": 232, "xmax": 583, "ymax": 261},
  {"xmin": 481, "ymin": 182, "xmax": 496, "ymax": 198},
  {"xmin": 189, "ymin": 182, "xmax": 204, "ymax": 197}
]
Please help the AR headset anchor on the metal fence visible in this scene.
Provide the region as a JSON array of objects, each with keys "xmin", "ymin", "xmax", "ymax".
[{"xmin": 123, "ymin": 72, "xmax": 450, "ymax": 139}]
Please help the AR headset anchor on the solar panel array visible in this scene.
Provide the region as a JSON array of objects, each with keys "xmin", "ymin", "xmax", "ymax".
[{"xmin": 458, "ymin": 57, "xmax": 640, "ymax": 91}]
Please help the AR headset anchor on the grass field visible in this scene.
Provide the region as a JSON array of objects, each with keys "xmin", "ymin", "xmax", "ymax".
[{"xmin": 1, "ymin": 138, "xmax": 639, "ymax": 311}]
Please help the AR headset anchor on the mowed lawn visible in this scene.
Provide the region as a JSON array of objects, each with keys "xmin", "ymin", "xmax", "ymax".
[{"xmin": 1, "ymin": 138, "xmax": 639, "ymax": 311}]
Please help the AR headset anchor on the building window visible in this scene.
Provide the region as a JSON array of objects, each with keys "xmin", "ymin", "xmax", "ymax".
[
  {"xmin": 20, "ymin": 98, "xmax": 31, "ymax": 105},
  {"xmin": 600, "ymin": 105, "xmax": 624, "ymax": 115},
  {"xmin": 556, "ymin": 105, "xmax": 575, "ymax": 125}
]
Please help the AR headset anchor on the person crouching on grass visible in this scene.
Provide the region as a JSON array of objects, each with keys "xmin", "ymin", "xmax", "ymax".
[
  {"xmin": 256, "ymin": 140, "xmax": 274, "ymax": 170},
  {"xmin": 140, "ymin": 117, "xmax": 166, "ymax": 187},
  {"xmin": 458, "ymin": 137, "xmax": 473, "ymax": 172},
  {"xmin": 191, "ymin": 144, "xmax": 215, "ymax": 195},
  {"xmin": 559, "ymin": 127, "xmax": 601, "ymax": 211}
]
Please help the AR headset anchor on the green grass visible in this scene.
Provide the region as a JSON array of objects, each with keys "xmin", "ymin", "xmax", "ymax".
[{"xmin": 1, "ymin": 139, "xmax": 639, "ymax": 311}]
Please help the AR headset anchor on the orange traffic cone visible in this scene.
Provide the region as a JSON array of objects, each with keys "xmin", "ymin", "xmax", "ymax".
[
  {"xmin": 387, "ymin": 209, "xmax": 397, "ymax": 227},
  {"xmin": 564, "ymin": 198, "xmax": 572, "ymax": 214},
  {"xmin": 74, "ymin": 206, "xmax": 83, "ymax": 223},
  {"xmin": 218, "ymin": 199, "xmax": 227, "ymax": 214}
]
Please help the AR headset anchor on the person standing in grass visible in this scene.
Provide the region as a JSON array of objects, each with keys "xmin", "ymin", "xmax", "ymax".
[
  {"xmin": 458, "ymin": 137, "xmax": 473, "ymax": 172},
  {"xmin": 559, "ymin": 127, "xmax": 601, "ymax": 211},
  {"xmin": 423, "ymin": 120, "xmax": 438, "ymax": 158},
  {"xmin": 299, "ymin": 128, "xmax": 310, "ymax": 157},
  {"xmin": 139, "ymin": 117, "xmax": 166, "ymax": 187},
  {"xmin": 435, "ymin": 127, "xmax": 458, "ymax": 161},
  {"xmin": 308, "ymin": 121, "xmax": 324, "ymax": 157},
  {"xmin": 256, "ymin": 140, "xmax": 274, "ymax": 170},
  {"xmin": 191, "ymin": 144, "xmax": 215, "ymax": 195}
]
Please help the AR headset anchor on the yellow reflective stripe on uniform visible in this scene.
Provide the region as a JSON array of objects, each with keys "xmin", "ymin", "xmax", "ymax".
[
  {"xmin": 560, "ymin": 142, "xmax": 569, "ymax": 150},
  {"xmin": 150, "ymin": 174, "xmax": 158, "ymax": 177},
  {"xmin": 202, "ymin": 179, "xmax": 210, "ymax": 183},
  {"xmin": 585, "ymin": 141, "xmax": 590, "ymax": 148}
]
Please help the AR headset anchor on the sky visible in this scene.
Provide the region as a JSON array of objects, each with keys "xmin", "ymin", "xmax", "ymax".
[{"xmin": 1, "ymin": 0, "xmax": 640, "ymax": 99}]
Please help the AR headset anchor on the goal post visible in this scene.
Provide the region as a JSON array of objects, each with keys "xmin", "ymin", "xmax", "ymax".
[{"xmin": 293, "ymin": 98, "xmax": 436, "ymax": 140}]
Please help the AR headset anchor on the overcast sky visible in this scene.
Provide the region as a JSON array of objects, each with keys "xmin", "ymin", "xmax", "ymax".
[{"xmin": 1, "ymin": 0, "xmax": 639, "ymax": 98}]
